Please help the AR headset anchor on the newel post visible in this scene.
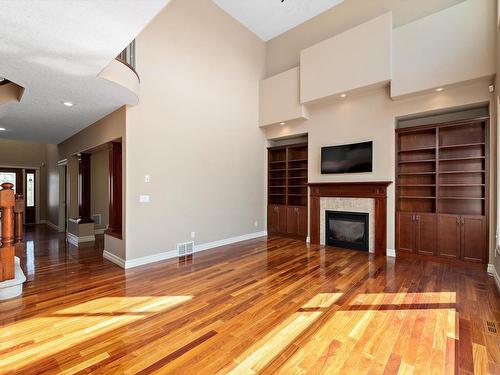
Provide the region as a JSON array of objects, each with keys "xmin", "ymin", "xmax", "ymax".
[
  {"xmin": 14, "ymin": 194, "xmax": 24, "ymax": 243},
  {"xmin": 0, "ymin": 183, "xmax": 15, "ymax": 282}
]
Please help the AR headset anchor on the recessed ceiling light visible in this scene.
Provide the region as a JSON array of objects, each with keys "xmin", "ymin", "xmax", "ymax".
[
  {"xmin": 280, "ymin": 122, "xmax": 285, "ymax": 126},
  {"xmin": 62, "ymin": 101, "xmax": 74, "ymax": 107},
  {"xmin": 0, "ymin": 127, "xmax": 6, "ymax": 131},
  {"xmin": 436, "ymin": 88, "xmax": 444, "ymax": 92},
  {"xmin": 340, "ymin": 93, "xmax": 347, "ymax": 98}
]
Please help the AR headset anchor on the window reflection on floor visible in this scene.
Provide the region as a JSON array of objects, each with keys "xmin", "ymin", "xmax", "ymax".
[
  {"xmin": 25, "ymin": 240, "xmax": 35, "ymax": 279},
  {"xmin": 0, "ymin": 295, "xmax": 193, "ymax": 373}
]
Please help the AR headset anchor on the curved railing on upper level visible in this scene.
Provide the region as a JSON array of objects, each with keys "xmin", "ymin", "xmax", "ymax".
[{"xmin": 115, "ymin": 40, "xmax": 139, "ymax": 81}]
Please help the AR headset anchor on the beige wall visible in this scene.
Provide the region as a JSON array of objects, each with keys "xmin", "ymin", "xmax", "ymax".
[
  {"xmin": 300, "ymin": 12, "xmax": 392, "ymax": 104},
  {"xmin": 45, "ymin": 143, "xmax": 59, "ymax": 227},
  {"xmin": 266, "ymin": 0, "xmax": 465, "ymax": 77},
  {"xmin": 91, "ymin": 148, "xmax": 109, "ymax": 230},
  {"xmin": 392, "ymin": 0, "xmax": 495, "ymax": 98},
  {"xmin": 267, "ymin": 81, "xmax": 493, "ymax": 254},
  {"xmin": 0, "ymin": 138, "xmax": 50, "ymax": 221},
  {"xmin": 58, "ymin": 106, "xmax": 125, "ymax": 160},
  {"xmin": 125, "ymin": 0, "xmax": 266, "ymax": 260}
]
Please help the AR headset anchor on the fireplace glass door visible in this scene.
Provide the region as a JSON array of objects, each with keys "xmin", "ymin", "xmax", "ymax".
[{"xmin": 326, "ymin": 211, "xmax": 369, "ymax": 251}]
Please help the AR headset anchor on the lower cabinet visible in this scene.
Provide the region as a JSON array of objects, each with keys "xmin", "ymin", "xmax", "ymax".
[
  {"xmin": 268, "ymin": 205, "xmax": 307, "ymax": 238},
  {"xmin": 437, "ymin": 214, "xmax": 485, "ymax": 262},
  {"xmin": 396, "ymin": 213, "xmax": 436, "ymax": 255},
  {"xmin": 397, "ymin": 212, "xmax": 485, "ymax": 263},
  {"xmin": 268, "ymin": 205, "xmax": 287, "ymax": 234}
]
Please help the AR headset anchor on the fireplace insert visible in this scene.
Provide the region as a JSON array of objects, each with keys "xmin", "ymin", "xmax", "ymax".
[{"xmin": 325, "ymin": 210, "xmax": 369, "ymax": 251}]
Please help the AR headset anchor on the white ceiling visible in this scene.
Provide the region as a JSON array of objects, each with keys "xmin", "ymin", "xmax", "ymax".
[
  {"xmin": 0, "ymin": 0, "xmax": 169, "ymax": 144},
  {"xmin": 212, "ymin": 0, "xmax": 344, "ymax": 41}
]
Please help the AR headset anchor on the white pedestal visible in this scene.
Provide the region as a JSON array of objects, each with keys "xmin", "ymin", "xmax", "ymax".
[{"xmin": 0, "ymin": 257, "xmax": 26, "ymax": 300}]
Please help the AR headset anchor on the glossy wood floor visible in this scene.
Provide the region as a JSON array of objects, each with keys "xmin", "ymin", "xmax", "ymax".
[{"xmin": 1, "ymin": 225, "xmax": 499, "ymax": 374}]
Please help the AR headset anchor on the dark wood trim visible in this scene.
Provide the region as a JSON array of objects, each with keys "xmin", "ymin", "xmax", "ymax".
[
  {"xmin": 78, "ymin": 153, "xmax": 93, "ymax": 224},
  {"xmin": 308, "ymin": 182, "xmax": 392, "ymax": 256},
  {"xmin": 106, "ymin": 142, "xmax": 122, "ymax": 239}
]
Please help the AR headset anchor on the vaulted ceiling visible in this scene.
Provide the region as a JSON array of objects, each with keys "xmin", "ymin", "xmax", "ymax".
[{"xmin": 212, "ymin": 0, "xmax": 345, "ymax": 41}]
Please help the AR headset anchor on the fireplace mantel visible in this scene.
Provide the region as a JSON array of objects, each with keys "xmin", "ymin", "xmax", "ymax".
[{"xmin": 308, "ymin": 182, "xmax": 392, "ymax": 256}]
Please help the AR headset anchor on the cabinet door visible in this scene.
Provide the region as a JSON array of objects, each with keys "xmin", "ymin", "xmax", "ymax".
[
  {"xmin": 267, "ymin": 205, "xmax": 279, "ymax": 233},
  {"xmin": 437, "ymin": 215, "xmax": 460, "ymax": 259},
  {"xmin": 461, "ymin": 216, "xmax": 485, "ymax": 263},
  {"xmin": 286, "ymin": 206, "xmax": 298, "ymax": 235},
  {"xmin": 277, "ymin": 205, "xmax": 288, "ymax": 234},
  {"xmin": 297, "ymin": 206, "xmax": 307, "ymax": 237},
  {"xmin": 415, "ymin": 214, "xmax": 436, "ymax": 256},
  {"xmin": 396, "ymin": 212, "xmax": 415, "ymax": 253}
]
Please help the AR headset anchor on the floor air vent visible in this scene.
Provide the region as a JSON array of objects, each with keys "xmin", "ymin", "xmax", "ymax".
[
  {"xmin": 485, "ymin": 321, "xmax": 499, "ymax": 336},
  {"xmin": 177, "ymin": 241, "xmax": 194, "ymax": 257}
]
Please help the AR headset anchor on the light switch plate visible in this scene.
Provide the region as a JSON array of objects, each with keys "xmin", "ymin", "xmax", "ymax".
[
  {"xmin": 139, "ymin": 195, "xmax": 150, "ymax": 203},
  {"xmin": 145, "ymin": 175, "xmax": 151, "ymax": 183}
]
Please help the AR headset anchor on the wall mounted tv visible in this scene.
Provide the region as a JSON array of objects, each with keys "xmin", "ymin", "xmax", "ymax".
[{"xmin": 321, "ymin": 141, "xmax": 373, "ymax": 174}]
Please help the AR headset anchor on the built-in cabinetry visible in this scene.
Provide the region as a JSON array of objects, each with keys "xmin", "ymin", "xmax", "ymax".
[
  {"xmin": 396, "ymin": 118, "xmax": 488, "ymax": 263},
  {"xmin": 268, "ymin": 143, "xmax": 308, "ymax": 239}
]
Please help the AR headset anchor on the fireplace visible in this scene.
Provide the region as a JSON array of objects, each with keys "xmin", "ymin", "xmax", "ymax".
[{"xmin": 325, "ymin": 211, "xmax": 369, "ymax": 251}]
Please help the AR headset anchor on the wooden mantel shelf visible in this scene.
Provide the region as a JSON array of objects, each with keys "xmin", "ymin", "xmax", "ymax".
[{"xmin": 308, "ymin": 181, "xmax": 392, "ymax": 256}]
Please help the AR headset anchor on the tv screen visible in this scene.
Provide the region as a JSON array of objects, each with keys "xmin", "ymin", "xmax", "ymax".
[{"xmin": 321, "ymin": 141, "xmax": 373, "ymax": 174}]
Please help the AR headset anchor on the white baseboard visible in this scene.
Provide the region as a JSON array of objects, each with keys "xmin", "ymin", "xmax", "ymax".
[
  {"xmin": 103, "ymin": 250, "xmax": 126, "ymax": 268},
  {"xmin": 67, "ymin": 232, "xmax": 96, "ymax": 246},
  {"xmin": 487, "ymin": 264, "xmax": 500, "ymax": 291},
  {"xmin": 121, "ymin": 230, "xmax": 268, "ymax": 269},
  {"xmin": 306, "ymin": 236, "xmax": 311, "ymax": 244},
  {"xmin": 386, "ymin": 248, "xmax": 396, "ymax": 257}
]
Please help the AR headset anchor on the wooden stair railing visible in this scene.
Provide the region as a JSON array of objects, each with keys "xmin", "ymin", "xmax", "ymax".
[{"xmin": 0, "ymin": 183, "xmax": 15, "ymax": 282}]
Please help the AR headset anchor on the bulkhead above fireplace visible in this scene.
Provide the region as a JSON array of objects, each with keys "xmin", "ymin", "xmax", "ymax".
[{"xmin": 325, "ymin": 210, "xmax": 369, "ymax": 251}]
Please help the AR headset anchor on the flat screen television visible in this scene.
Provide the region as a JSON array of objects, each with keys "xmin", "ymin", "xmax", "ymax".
[{"xmin": 321, "ymin": 141, "xmax": 373, "ymax": 174}]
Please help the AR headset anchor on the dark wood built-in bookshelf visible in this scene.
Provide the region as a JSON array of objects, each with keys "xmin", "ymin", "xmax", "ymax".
[
  {"xmin": 396, "ymin": 118, "xmax": 489, "ymax": 264},
  {"xmin": 267, "ymin": 143, "xmax": 308, "ymax": 239}
]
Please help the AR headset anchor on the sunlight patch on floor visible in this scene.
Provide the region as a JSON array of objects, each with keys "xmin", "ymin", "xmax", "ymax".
[
  {"xmin": 0, "ymin": 295, "xmax": 192, "ymax": 372},
  {"xmin": 224, "ymin": 293, "xmax": 343, "ymax": 374},
  {"xmin": 275, "ymin": 292, "xmax": 458, "ymax": 374}
]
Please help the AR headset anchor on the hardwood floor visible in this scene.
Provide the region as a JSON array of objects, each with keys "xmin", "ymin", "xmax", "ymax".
[{"xmin": 1, "ymin": 225, "xmax": 499, "ymax": 374}]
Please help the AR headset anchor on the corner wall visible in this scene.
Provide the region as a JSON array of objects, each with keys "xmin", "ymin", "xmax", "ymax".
[{"xmin": 125, "ymin": 0, "xmax": 267, "ymax": 261}]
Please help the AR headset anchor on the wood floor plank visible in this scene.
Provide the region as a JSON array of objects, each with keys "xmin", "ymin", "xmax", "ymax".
[{"xmin": 0, "ymin": 226, "xmax": 498, "ymax": 374}]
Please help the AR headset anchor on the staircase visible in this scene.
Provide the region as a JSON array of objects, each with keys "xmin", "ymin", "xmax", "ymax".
[{"xmin": 0, "ymin": 182, "xmax": 26, "ymax": 299}]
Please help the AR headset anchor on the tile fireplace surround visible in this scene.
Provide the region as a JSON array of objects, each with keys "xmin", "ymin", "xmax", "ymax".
[{"xmin": 309, "ymin": 182, "xmax": 392, "ymax": 256}]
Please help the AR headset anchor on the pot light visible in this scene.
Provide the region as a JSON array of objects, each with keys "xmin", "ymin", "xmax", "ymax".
[
  {"xmin": 436, "ymin": 88, "xmax": 444, "ymax": 92},
  {"xmin": 0, "ymin": 127, "xmax": 6, "ymax": 131},
  {"xmin": 340, "ymin": 93, "xmax": 347, "ymax": 98},
  {"xmin": 280, "ymin": 122, "xmax": 285, "ymax": 126},
  {"xmin": 62, "ymin": 101, "xmax": 74, "ymax": 107}
]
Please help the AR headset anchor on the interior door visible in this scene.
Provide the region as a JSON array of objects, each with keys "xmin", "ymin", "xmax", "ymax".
[
  {"xmin": 396, "ymin": 212, "xmax": 415, "ymax": 253},
  {"xmin": 25, "ymin": 169, "xmax": 36, "ymax": 224},
  {"xmin": 437, "ymin": 215, "xmax": 460, "ymax": 259},
  {"xmin": 416, "ymin": 214, "xmax": 436, "ymax": 256},
  {"xmin": 461, "ymin": 216, "xmax": 485, "ymax": 263}
]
